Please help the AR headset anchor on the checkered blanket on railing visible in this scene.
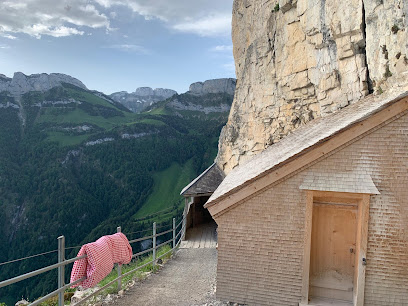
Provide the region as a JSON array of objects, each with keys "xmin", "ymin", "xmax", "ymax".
[{"xmin": 70, "ymin": 232, "xmax": 133, "ymax": 288}]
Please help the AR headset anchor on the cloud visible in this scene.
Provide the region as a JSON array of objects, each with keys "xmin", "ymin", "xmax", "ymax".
[
  {"xmin": 0, "ymin": 0, "xmax": 233, "ymax": 39},
  {"xmin": 0, "ymin": 33, "xmax": 17, "ymax": 40},
  {"xmin": 0, "ymin": 0, "xmax": 109, "ymax": 38},
  {"xmin": 0, "ymin": 44, "xmax": 10, "ymax": 49},
  {"xmin": 104, "ymin": 44, "xmax": 149, "ymax": 54},
  {"xmin": 173, "ymin": 14, "xmax": 231, "ymax": 37},
  {"xmin": 210, "ymin": 45, "xmax": 233, "ymax": 52},
  {"xmin": 94, "ymin": 0, "xmax": 233, "ymax": 37}
]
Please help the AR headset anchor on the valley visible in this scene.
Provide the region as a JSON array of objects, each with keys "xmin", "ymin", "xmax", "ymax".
[{"xmin": 0, "ymin": 73, "xmax": 235, "ymax": 304}]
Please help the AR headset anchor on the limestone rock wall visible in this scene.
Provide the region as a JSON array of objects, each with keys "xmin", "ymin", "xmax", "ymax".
[
  {"xmin": 189, "ymin": 78, "xmax": 236, "ymax": 96},
  {"xmin": 217, "ymin": 0, "xmax": 408, "ymax": 174},
  {"xmin": 0, "ymin": 72, "xmax": 87, "ymax": 96}
]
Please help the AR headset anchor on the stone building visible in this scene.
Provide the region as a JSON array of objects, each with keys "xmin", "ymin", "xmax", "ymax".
[{"xmin": 204, "ymin": 93, "xmax": 408, "ymax": 305}]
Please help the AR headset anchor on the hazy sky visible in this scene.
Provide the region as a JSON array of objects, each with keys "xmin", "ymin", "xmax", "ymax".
[{"xmin": 0, "ymin": 0, "xmax": 235, "ymax": 94}]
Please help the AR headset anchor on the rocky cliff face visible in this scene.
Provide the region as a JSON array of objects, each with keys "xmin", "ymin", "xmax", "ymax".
[
  {"xmin": 217, "ymin": 0, "xmax": 408, "ymax": 174},
  {"xmin": 110, "ymin": 87, "xmax": 177, "ymax": 113},
  {"xmin": 189, "ymin": 78, "xmax": 236, "ymax": 96},
  {"xmin": 0, "ymin": 72, "xmax": 87, "ymax": 96},
  {"xmin": 165, "ymin": 78, "xmax": 236, "ymax": 114}
]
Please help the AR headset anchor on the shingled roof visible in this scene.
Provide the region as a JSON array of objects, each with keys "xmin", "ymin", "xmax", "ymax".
[
  {"xmin": 180, "ymin": 163, "xmax": 225, "ymax": 197},
  {"xmin": 206, "ymin": 91, "xmax": 408, "ymax": 207}
]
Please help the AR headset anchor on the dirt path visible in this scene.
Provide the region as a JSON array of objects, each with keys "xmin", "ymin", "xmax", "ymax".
[{"xmin": 112, "ymin": 248, "xmax": 224, "ymax": 306}]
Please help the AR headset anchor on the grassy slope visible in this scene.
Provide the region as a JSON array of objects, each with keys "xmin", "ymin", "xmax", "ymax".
[
  {"xmin": 133, "ymin": 159, "xmax": 195, "ymax": 219},
  {"xmin": 0, "ymin": 83, "xmax": 230, "ymax": 304}
]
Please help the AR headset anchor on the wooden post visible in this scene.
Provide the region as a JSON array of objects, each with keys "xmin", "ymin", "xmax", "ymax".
[
  {"xmin": 172, "ymin": 218, "xmax": 176, "ymax": 251},
  {"xmin": 300, "ymin": 191, "xmax": 314, "ymax": 305},
  {"xmin": 117, "ymin": 226, "xmax": 122, "ymax": 292},
  {"xmin": 152, "ymin": 222, "xmax": 156, "ymax": 268},
  {"xmin": 354, "ymin": 195, "xmax": 370, "ymax": 306},
  {"xmin": 57, "ymin": 236, "xmax": 65, "ymax": 306}
]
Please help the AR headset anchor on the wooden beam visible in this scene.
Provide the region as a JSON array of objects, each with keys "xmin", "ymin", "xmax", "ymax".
[
  {"xmin": 300, "ymin": 191, "xmax": 314, "ymax": 304},
  {"xmin": 208, "ymin": 97, "xmax": 408, "ymax": 218},
  {"xmin": 355, "ymin": 194, "xmax": 370, "ymax": 306}
]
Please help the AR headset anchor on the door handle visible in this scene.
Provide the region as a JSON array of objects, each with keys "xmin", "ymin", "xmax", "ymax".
[{"xmin": 362, "ymin": 258, "xmax": 367, "ymax": 266}]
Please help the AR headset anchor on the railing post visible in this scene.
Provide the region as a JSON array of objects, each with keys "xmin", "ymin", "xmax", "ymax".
[
  {"xmin": 152, "ymin": 222, "xmax": 156, "ymax": 268},
  {"xmin": 57, "ymin": 236, "xmax": 65, "ymax": 306},
  {"xmin": 117, "ymin": 226, "xmax": 122, "ymax": 292},
  {"xmin": 172, "ymin": 218, "xmax": 176, "ymax": 251}
]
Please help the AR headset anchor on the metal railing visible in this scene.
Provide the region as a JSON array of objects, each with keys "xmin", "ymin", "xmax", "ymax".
[{"xmin": 0, "ymin": 216, "xmax": 186, "ymax": 306}]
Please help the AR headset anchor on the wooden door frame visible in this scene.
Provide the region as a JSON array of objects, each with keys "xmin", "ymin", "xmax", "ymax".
[{"xmin": 300, "ymin": 190, "xmax": 371, "ymax": 306}]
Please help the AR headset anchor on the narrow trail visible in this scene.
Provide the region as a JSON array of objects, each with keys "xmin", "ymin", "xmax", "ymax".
[{"xmin": 112, "ymin": 248, "xmax": 220, "ymax": 306}]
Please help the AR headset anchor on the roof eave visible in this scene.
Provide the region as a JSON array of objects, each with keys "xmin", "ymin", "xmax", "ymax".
[{"xmin": 206, "ymin": 95, "xmax": 408, "ymax": 217}]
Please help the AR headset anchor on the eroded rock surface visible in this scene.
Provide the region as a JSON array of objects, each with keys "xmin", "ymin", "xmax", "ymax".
[
  {"xmin": 189, "ymin": 78, "xmax": 237, "ymax": 96},
  {"xmin": 217, "ymin": 0, "xmax": 408, "ymax": 173}
]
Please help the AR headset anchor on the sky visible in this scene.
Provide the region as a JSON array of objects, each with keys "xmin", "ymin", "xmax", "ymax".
[{"xmin": 0, "ymin": 0, "xmax": 235, "ymax": 94}]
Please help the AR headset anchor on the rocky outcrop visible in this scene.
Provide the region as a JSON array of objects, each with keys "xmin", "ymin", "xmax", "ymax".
[
  {"xmin": 165, "ymin": 78, "xmax": 236, "ymax": 115},
  {"xmin": 189, "ymin": 78, "xmax": 236, "ymax": 96},
  {"xmin": 216, "ymin": 0, "xmax": 408, "ymax": 174},
  {"xmin": 0, "ymin": 72, "xmax": 87, "ymax": 96},
  {"xmin": 110, "ymin": 87, "xmax": 177, "ymax": 113},
  {"xmin": 135, "ymin": 87, "xmax": 177, "ymax": 98},
  {"xmin": 168, "ymin": 100, "xmax": 231, "ymax": 114}
]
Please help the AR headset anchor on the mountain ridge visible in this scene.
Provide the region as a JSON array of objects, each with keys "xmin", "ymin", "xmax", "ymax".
[
  {"xmin": 110, "ymin": 78, "xmax": 237, "ymax": 113},
  {"xmin": 0, "ymin": 72, "xmax": 87, "ymax": 96}
]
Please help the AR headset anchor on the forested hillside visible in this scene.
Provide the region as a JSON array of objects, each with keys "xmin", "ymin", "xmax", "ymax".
[{"xmin": 0, "ymin": 82, "xmax": 232, "ymax": 304}]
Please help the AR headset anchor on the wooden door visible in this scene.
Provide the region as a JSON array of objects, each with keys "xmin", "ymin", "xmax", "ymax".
[{"xmin": 309, "ymin": 203, "xmax": 357, "ymax": 302}]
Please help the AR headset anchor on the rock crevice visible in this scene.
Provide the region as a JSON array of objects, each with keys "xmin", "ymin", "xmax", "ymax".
[{"xmin": 217, "ymin": 0, "xmax": 408, "ymax": 174}]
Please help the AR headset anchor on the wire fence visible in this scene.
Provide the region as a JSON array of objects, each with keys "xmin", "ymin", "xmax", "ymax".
[
  {"xmin": 0, "ymin": 212, "xmax": 186, "ymax": 306},
  {"xmin": 0, "ymin": 250, "xmax": 59, "ymax": 267},
  {"xmin": 0, "ymin": 207, "xmax": 184, "ymax": 267}
]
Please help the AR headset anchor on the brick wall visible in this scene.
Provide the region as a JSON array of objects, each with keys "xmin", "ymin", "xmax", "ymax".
[{"xmin": 215, "ymin": 113, "xmax": 408, "ymax": 305}]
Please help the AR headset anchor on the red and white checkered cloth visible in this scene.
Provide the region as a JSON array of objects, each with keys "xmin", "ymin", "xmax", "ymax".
[{"xmin": 70, "ymin": 232, "xmax": 133, "ymax": 288}]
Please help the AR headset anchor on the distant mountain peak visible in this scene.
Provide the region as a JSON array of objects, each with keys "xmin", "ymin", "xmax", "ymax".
[
  {"xmin": 0, "ymin": 72, "xmax": 87, "ymax": 96},
  {"xmin": 134, "ymin": 87, "xmax": 177, "ymax": 98},
  {"xmin": 110, "ymin": 87, "xmax": 177, "ymax": 113},
  {"xmin": 188, "ymin": 78, "xmax": 236, "ymax": 96}
]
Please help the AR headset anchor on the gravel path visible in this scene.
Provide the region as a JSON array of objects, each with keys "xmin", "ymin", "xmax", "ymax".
[{"xmin": 112, "ymin": 248, "xmax": 227, "ymax": 306}]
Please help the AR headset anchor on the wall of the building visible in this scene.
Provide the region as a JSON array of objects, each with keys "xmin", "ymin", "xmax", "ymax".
[{"xmin": 215, "ymin": 113, "xmax": 408, "ymax": 305}]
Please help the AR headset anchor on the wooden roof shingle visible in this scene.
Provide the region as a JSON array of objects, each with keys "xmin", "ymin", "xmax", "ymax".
[
  {"xmin": 207, "ymin": 91, "xmax": 408, "ymax": 208},
  {"xmin": 180, "ymin": 163, "xmax": 225, "ymax": 197}
]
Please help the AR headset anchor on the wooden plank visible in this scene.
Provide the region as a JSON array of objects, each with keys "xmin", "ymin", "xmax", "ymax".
[
  {"xmin": 208, "ymin": 97, "xmax": 408, "ymax": 218},
  {"xmin": 301, "ymin": 191, "xmax": 313, "ymax": 304},
  {"xmin": 193, "ymin": 227, "xmax": 201, "ymax": 248},
  {"xmin": 355, "ymin": 195, "xmax": 370, "ymax": 306},
  {"xmin": 309, "ymin": 203, "xmax": 357, "ymax": 302},
  {"xmin": 204, "ymin": 225, "xmax": 211, "ymax": 248},
  {"xmin": 199, "ymin": 226, "xmax": 206, "ymax": 248}
]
